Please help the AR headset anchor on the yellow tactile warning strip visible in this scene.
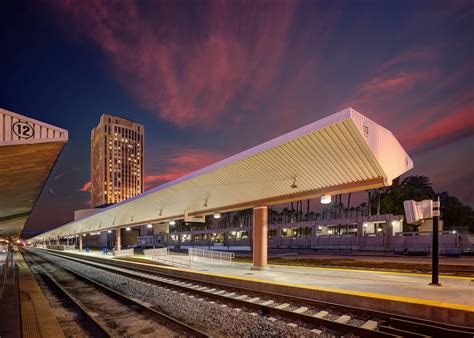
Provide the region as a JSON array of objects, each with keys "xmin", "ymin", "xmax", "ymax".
[
  {"xmin": 112, "ymin": 257, "xmax": 474, "ymax": 313},
  {"xmin": 233, "ymin": 261, "xmax": 474, "ymax": 281},
  {"xmin": 18, "ymin": 253, "xmax": 65, "ymax": 338}
]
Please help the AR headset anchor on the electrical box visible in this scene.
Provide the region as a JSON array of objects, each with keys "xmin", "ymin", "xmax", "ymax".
[{"xmin": 403, "ymin": 199, "xmax": 433, "ymax": 224}]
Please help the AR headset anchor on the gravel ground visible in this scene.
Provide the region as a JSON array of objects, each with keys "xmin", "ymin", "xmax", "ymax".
[{"xmin": 33, "ymin": 250, "xmax": 339, "ymax": 337}]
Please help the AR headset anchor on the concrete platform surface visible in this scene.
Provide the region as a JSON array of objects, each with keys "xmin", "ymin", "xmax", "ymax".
[
  {"xmin": 17, "ymin": 252, "xmax": 65, "ymax": 338},
  {"xmin": 0, "ymin": 252, "xmax": 21, "ymax": 337},
  {"xmin": 57, "ymin": 248, "xmax": 474, "ymax": 308},
  {"xmin": 189, "ymin": 259, "xmax": 474, "ymax": 307},
  {"xmin": 263, "ymin": 250, "xmax": 474, "ymax": 266}
]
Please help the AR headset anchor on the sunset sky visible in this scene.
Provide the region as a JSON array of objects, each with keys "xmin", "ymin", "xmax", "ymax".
[{"xmin": 1, "ymin": 0, "xmax": 472, "ymax": 235}]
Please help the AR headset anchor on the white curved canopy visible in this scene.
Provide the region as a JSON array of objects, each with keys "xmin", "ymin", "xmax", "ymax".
[
  {"xmin": 32, "ymin": 108, "xmax": 412, "ymax": 241},
  {"xmin": 0, "ymin": 108, "xmax": 68, "ymax": 240}
]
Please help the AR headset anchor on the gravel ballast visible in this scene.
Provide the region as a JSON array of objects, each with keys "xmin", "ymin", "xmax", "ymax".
[{"xmin": 32, "ymin": 250, "xmax": 337, "ymax": 337}]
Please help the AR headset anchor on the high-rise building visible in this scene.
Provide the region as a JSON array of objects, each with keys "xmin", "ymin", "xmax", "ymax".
[{"xmin": 91, "ymin": 114, "xmax": 144, "ymax": 208}]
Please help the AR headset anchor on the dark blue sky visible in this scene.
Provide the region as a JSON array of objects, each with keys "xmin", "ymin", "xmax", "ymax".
[{"xmin": 1, "ymin": 0, "xmax": 472, "ymax": 235}]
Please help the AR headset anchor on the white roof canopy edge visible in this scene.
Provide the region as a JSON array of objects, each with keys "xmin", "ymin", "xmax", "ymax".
[
  {"xmin": 0, "ymin": 108, "xmax": 68, "ymax": 145},
  {"xmin": 31, "ymin": 108, "xmax": 413, "ymax": 241},
  {"xmin": 0, "ymin": 108, "xmax": 69, "ymax": 240}
]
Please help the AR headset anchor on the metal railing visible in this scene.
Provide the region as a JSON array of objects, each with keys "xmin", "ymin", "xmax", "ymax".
[
  {"xmin": 144, "ymin": 247, "xmax": 191, "ymax": 267},
  {"xmin": 113, "ymin": 248, "xmax": 134, "ymax": 257},
  {"xmin": 46, "ymin": 245, "xmax": 76, "ymax": 251},
  {"xmin": 143, "ymin": 247, "xmax": 169, "ymax": 258},
  {"xmin": 188, "ymin": 248, "xmax": 235, "ymax": 263},
  {"xmin": 155, "ymin": 254, "xmax": 192, "ymax": 267}
]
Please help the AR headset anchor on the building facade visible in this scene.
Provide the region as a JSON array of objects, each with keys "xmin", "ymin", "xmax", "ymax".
[
  {"xmin": 91, "ymin": 114, "xmax": 144, "ymax": 208},
  {"xmin": 156, "ymin": 215, "xmax": 470, "ymax": 255}
]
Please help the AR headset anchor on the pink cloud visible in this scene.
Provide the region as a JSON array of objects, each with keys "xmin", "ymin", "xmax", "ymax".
[
  {"xmin": 53, "ymin": 1, "xmax": 297, "ymax": 128},
  {"xmin": 144, "ymin": 145, "xmax": 225, "ymax": 190},
  {"xmin": 402, "ymin": 101, "xmax": 474, "ymax": 151},
  {"xmin": 78, "ymin": 181, "xmax": 92, "ymax": 192},
  {"xmin": 343, "ymin": 45, "xmax": 473, "ymax": 154}
]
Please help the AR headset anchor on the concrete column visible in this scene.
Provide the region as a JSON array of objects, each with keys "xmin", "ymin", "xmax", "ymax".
[
  {"xmin": 116, "ymin": 229, "xmax": 121, "ymax": 251},
  {"xmin": 276, "ymin": 227, "xmax": 282, "ymax": 248},
  {"xmin": 252, "ymin": 206, "xmax": 269, "ymax": 270},
  {"xmin": 79, "ymin": 235, "xmax": 83, "ymax": 251}
]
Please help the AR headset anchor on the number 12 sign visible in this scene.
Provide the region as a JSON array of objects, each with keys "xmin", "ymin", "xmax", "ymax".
[{"xmin": 12, "ymin": 121, "xmax": 35, "ymax": 139}]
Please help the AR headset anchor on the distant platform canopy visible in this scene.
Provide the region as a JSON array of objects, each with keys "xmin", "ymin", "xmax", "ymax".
[
  {"xmin": 0, "ymin": 108, "xmax": 68, "ymax": 241},
  {"xmin": 32, "ymin": 108, "xmax": 413, "ymax": 241}
]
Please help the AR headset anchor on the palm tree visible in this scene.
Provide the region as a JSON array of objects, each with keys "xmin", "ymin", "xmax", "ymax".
[
  {"xmin": 377, "ymin": 188, "xmax": 381, "ymax": 215},
  {"xmin": 401, "ymin": 175, "xmax": 435, "ymax": 197},
  {"xmin": 288, "ymin": 209, "xmax": 296, "ymax": 223},
  {"xmin": 343, "ymin": 207, "xmax": 349, "ymax": 217},
  {"xmin": 360, "ymin": 202, "xmax": 368, "ymax": 216},
  {"xmin": 349, "ymin": 207, "xmax": 355, "ymax": 217},
  {"xmin": 269, "ymin": 209, "xmax": 280, "ymax": 224},
  {"xmin": 367, "ymin": 190, "xmax": 372, "ymax": 216},
  {"xmin": 306, "ymin": 199, "xmax": 310, "ymax": 220},
  {"xmin": 281, "ymin": 207, "xmax": 290, "ymax": 223}
]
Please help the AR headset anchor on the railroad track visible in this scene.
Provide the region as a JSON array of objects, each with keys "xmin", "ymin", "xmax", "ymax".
[
  {"xmin": 22, "ymin": 250, "xmax": 207, "ymax": 337},
  {"xmin": 28, "ymin": 248, "xmax": 474, "ymax": 337}
]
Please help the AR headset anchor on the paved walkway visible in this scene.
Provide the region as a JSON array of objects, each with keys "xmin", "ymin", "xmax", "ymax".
[
  {"xmin": 186, "ymin": 259, "xmax": 474, "ymax": 308},
  {"xmin": 0, "ymin": 252, "xmax": 21, "ymax": 337},
  {"xmin": 1, "ymin": 252, "xmax": 64, "ymax": 338}
]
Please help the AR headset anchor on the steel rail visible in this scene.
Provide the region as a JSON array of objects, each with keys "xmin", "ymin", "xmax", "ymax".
[
  {"xmin": 29, "ymin": 249, "xmax": 398, "ymax": 337},
  {"xmin": 22, "ymin": 251, "xmax": 112, "ymax": 337},
  {"xmin": 36, "ymin": 248, "xmax": 474, "ymax": 337},
  {"xmin": 23, "ymin": 249, "xmax": 209, "ymax": 338}
]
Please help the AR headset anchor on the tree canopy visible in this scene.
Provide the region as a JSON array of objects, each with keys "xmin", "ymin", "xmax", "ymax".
[{"xmin": 380, "ymin": 175, "xmax": 473, "ymax": 231}]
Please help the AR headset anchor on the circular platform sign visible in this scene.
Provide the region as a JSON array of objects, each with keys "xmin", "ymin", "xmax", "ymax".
[{"xmin": 12, "ymin": 121, "xmax": 35, "ymax": 139}]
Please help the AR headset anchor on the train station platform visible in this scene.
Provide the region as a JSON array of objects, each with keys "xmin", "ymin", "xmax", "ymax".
[
  {"xmin": 43, "ymin": 248, "xmax": 474, "ymax": 327},
  {"xmin": 0, "ymin": 252, "xmax": 64, "ymax": 338}
]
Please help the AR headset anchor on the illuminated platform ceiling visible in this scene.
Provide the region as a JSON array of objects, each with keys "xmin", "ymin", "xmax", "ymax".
[
  {"xmin": 33, "ymin": 108, "xmax": 413, "ymax": 241},
  {"xmin": 0, "ymin": 108, "xmax": 68, "ymax": 241}
]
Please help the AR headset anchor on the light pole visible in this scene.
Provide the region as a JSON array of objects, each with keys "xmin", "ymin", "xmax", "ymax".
[{"xmin": 430, "ymin": 195, "xmax": 441, "ymax": 286}]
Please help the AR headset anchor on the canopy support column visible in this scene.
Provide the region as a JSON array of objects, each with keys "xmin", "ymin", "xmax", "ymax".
[
  {"xmin": 252, "ymin": 206, "xmax": 269, "ymax": 270},
  {"xmin": 116, "ymin": 229, "xmax": 121, "ymax": 251},
  {"xmin": 79, "ymin": 235, "xmax": 83, "ymax": 251}
]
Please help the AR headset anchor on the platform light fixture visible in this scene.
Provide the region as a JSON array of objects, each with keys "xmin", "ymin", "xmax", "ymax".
[
  {"xmin": 363, "ymin": 223, "xmax": 368, "ymax": 227},
  {"xmin": 213, "ymin": 213, "xmax": 221, "ymax": 219},
  {"xmin": 107, "ymin": 230, "xmax": 112, "ymax": 233},
  {"xmin": 291, "ymin": 177, "xmax": 297, "ymax": 189},
  {"xmin": 126, "ymin": 227, "xmax": 131, "ymax": 231},
  {"xmin": 169, "ymin": 220, "xmax": 176, "ymax": 226},
  {"xmin": 147, "ymin": 224, "xmax": 153, "ymax": 228},
  {"xmin": 320, "ymin": 194, "xmax": 331, "ymax": 205}
]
